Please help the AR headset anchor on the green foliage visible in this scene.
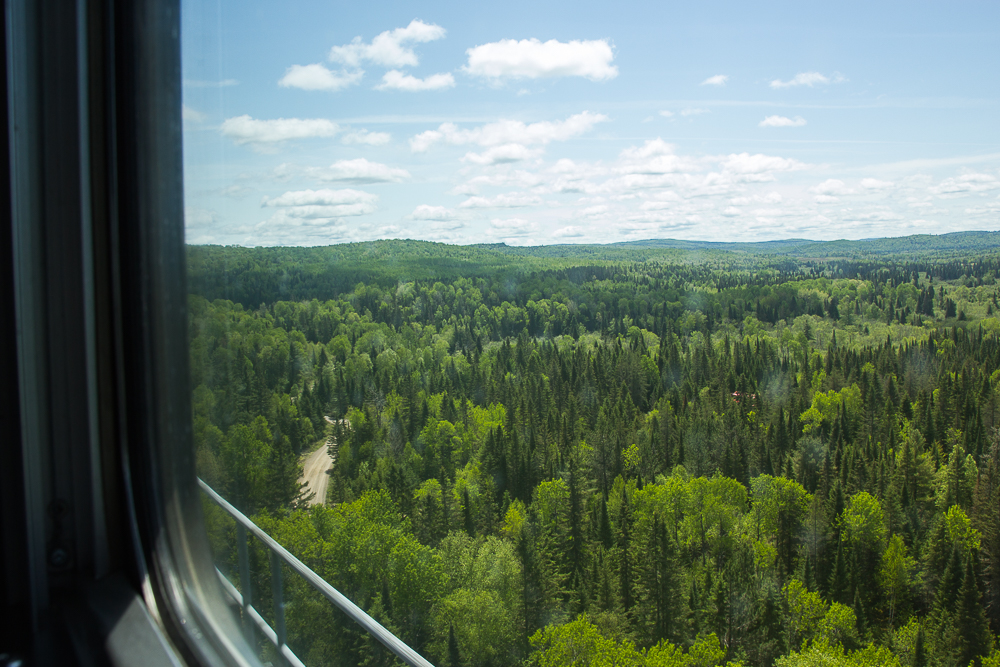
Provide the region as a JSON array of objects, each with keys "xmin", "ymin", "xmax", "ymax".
[
  {"xmin": 775, "ymin": 638, "xmax": 901, "ymax": 667},
  {"xmin": 191, "ymin": 240, "xmax": 1000, "ymax": 666},
  {"xmin": 879, "ymin": 535, "xmax": 916, "ymax": 628},
  {"xmin": 529, "ymin": 616, "xmax": 742, "ymax": 667},
  {"xmin": 784, "ymin": 579, "xmax": 828, "ymax": 649},
  {"xmin": 430, "ymin": 588, "xmax": 516, "ymax": 666},
  {"xmin": 529, "ymin": 616, "xmax": 642, "ymax": 667},
  {"xmin": 840, "ymin": 492, "xmax": 887, "ymax": 552},
  {"xmin": 945, "ymin": 505, "xmax": 982, "ymax": 556},
  {"xmin": 800, "ymin": 385, "xmax": 862, "ymax": 435}
]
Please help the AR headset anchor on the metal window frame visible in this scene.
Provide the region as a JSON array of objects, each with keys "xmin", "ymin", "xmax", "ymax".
[
  {"xmin": 2, "ymin": 1, "xmax": 437, "ymax": 663},
  {"xmin": 2, "ymin": 0, "xmax": 259, "ymax": 664}
]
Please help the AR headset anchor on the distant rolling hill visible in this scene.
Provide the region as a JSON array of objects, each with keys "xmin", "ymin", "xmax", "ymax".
[
  {"xmin": 187, "ymin": 230, "xmax": 1000, "ymax": 305},
  {"xmin": 523, "ymin": 230, "xmax": 1000, "ymax": 257}
]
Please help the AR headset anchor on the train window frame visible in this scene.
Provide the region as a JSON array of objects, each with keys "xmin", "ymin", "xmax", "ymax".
[{"xmin": 1, "ymin": 0, "xmax": 259, "ymax": 664}]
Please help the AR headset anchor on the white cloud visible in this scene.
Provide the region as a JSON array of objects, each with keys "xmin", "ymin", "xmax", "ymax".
[
  {"xmin": 185, "ymin": 207, "xmax": 217, "ymax": 231},
  {"xmin": 428, "ymin": 219, "xmax": 466, "ymax": 232},
  {"xmin": 770, "ymin": 71, "xmax": 835, "ymax": 88},
  {"xmin": 463, "ymin": 38, "xmax": 617, "ymax": 81},
  {"xmin": 187, "ymin": 232, "xmax": 217, "ymax": 245},
  {"xmin": 552, "ymin": 226, "xmax": 585, "ymax": 238},
  {"xmin": 448, "ymin": 183, "xmax": 480, "ymax": 197},
  {"xmin": 203, "ymin": 108, "xmax": 993, "ymax": 245},
  {"xmin": 620, "ymin": 138, "xmax": 677, "ymax": 161},
  {"xmin": 719, "ymin": 153, "xmax": 806, "ymax": 176},
  {"xmin": 279, "ymin": 64, "xmax": 363, "ymax": 91},
  {"xmin": 376, "ymin": 70, "xmax": 455, "ymax": 91},
  {"xmin": 929, "ymin": 173, "xmax": 1000, "ymax": 197},
  {"xmin": 841, "ymin": 207, "xmax": 903, "ymax": 223},
  {"xmin": 730, "ymin": 192, "xmax": 783, "ymax": 205},
  {"xmin": 411, "ymin": 205, "xmax": 458, "ymax": 221},
  {"xmin": 461, "ymin": 170, "xmax": 543, "ymax": 192},
  {"xmin": 374, "ymin": 225, "xmax": 408, "ymax": 238},
  {"xmin": 250, "ymin": 211, "xmax": 356, "ymax": 247},
  {"xmin": 300, "ymin": 159, "xmax": 410, "ymax": 184},
  {"xmin": 262, "ymin": 188, "xmax": 377, "ymax": 219},
  {"xmin": 582, "ymin": 205, "xmax": 608, "ymax": 216},
  {"xmin": 700, "ymin": 74, "xmax": 728, "ymax": 86},
  {"xmin": 271, "ymin": 164, "xmax": 299, "ymax": 182},
  {"xmin": 270, "ymin": 160, "xmax": 406, "ymax": 185},
  {"xmin": 268, "ymin": 204, "xmax": 375, "ymax": 219},
  {"xmin": 182, "ymin": 105, "xmax": 206, "ymax": 122},
  {"xmin": 859, "ymin": 178, "xmax": 894, "ymax": 190},
  {"xmin": 458, "ymin": 192, "xmax": 542, "ymax": 208},
  {"xmin": 680, "ymin": 108, "xmax": 710, "ymax": 116},
  {"xmin": 759, "ymin": 115, "xmax": 807, "ymax": 128},
  {"xmin": 965, "ymin": 201, "xmax": 1000, "ymax": 216},
  {"xmin": 810, "ymin": 179, "xmax": 854, "ymax": 196},
  {"xmin": 341, "ymin": 129, "xmax": 391, "ymax": 146},
  {"xmin": 616, "ymin": 139, "xmax": 700, "ymax": 174},
  {"xmin": 462, "ymin": 143, "xmax": 543, "ymax": 165},
  {"xmin": 659, "ymin": 110, "xmax": 674, "ymax": 118},
  {"xmin": 221, "ymin": 115, "xmax": 339, "ymax": 146},
  {"xmin": 549, "ymin": 158, "xmax": 588, "ymax": 174},
  {"xmin": 646, "ymin": 191, "xmax": 681, "ymax": 203},
  {"xmin": 329, "ymin": 20, "xmax": 446, "ymax": 68},
  {"xmin": 263, "ymin": 188, "xmax": 377, "ymax": 207},
  {"xmin": 410, "ymin": 111, "xmax": 607, "ymax": 152},
  {"xmin": 599, "ymin": 173, "xmax": 688, "ymax": 193},
  {"xmin": 540, "ymin": 166, "xmax": 605, "ymax": 195},
  {"xmin": 568, "ymin": 146, "xmax": 808, "ymax": 198},
  {"xmin": 489, "ymin": 218, "xmax": 536, "ymax": 236}
]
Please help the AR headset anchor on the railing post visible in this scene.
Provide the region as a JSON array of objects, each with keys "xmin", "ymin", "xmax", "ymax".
[
  {"xmin": 237, "ymin": 523, "xmax": 255, "ymax": 648},
  {"xmin": 270, "ymin": 550, "xmax": 288, "ymax": 666}
]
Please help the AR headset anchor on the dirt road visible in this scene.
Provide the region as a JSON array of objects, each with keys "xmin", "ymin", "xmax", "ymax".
[
  {"xmin": 299, "ymin": 443, "xmax": 333, "ymax": 506},
  {"xmin": 298, "ymin": 417, "xmax": 347, "ymax": 506}
]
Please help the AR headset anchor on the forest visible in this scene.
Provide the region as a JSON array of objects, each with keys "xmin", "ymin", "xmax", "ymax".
[{"xmin": 190, "ymin": 233, "xmax": 1000, "ymax": 667}]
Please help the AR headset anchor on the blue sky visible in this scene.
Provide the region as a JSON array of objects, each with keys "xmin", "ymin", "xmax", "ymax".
[{"xmin": 181, "ymin": 0, "xmax": 1000, "ymax": 246}]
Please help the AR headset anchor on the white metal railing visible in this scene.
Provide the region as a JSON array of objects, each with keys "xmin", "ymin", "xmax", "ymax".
[{"xmin": 198, "ymin": 478, "xmax": 434, "ymax": 667}]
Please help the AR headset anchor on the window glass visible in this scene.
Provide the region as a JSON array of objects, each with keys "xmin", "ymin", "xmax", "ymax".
[{"xmin": 182, "ymin": 3, "xmax": 1000, "ymax": 666}]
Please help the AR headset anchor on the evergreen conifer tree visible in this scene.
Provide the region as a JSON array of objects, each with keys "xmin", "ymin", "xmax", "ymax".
[
  {"xmin": 913, "ymin": 624, "xmax": 927, "ymax": 667},
  {"xmin": 448, "ymin": 624, "xmax": 461, "ymax": 667},
  {"xmin": 956, "ymin": 556, "xmax": 991, "ymax": 667}
]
